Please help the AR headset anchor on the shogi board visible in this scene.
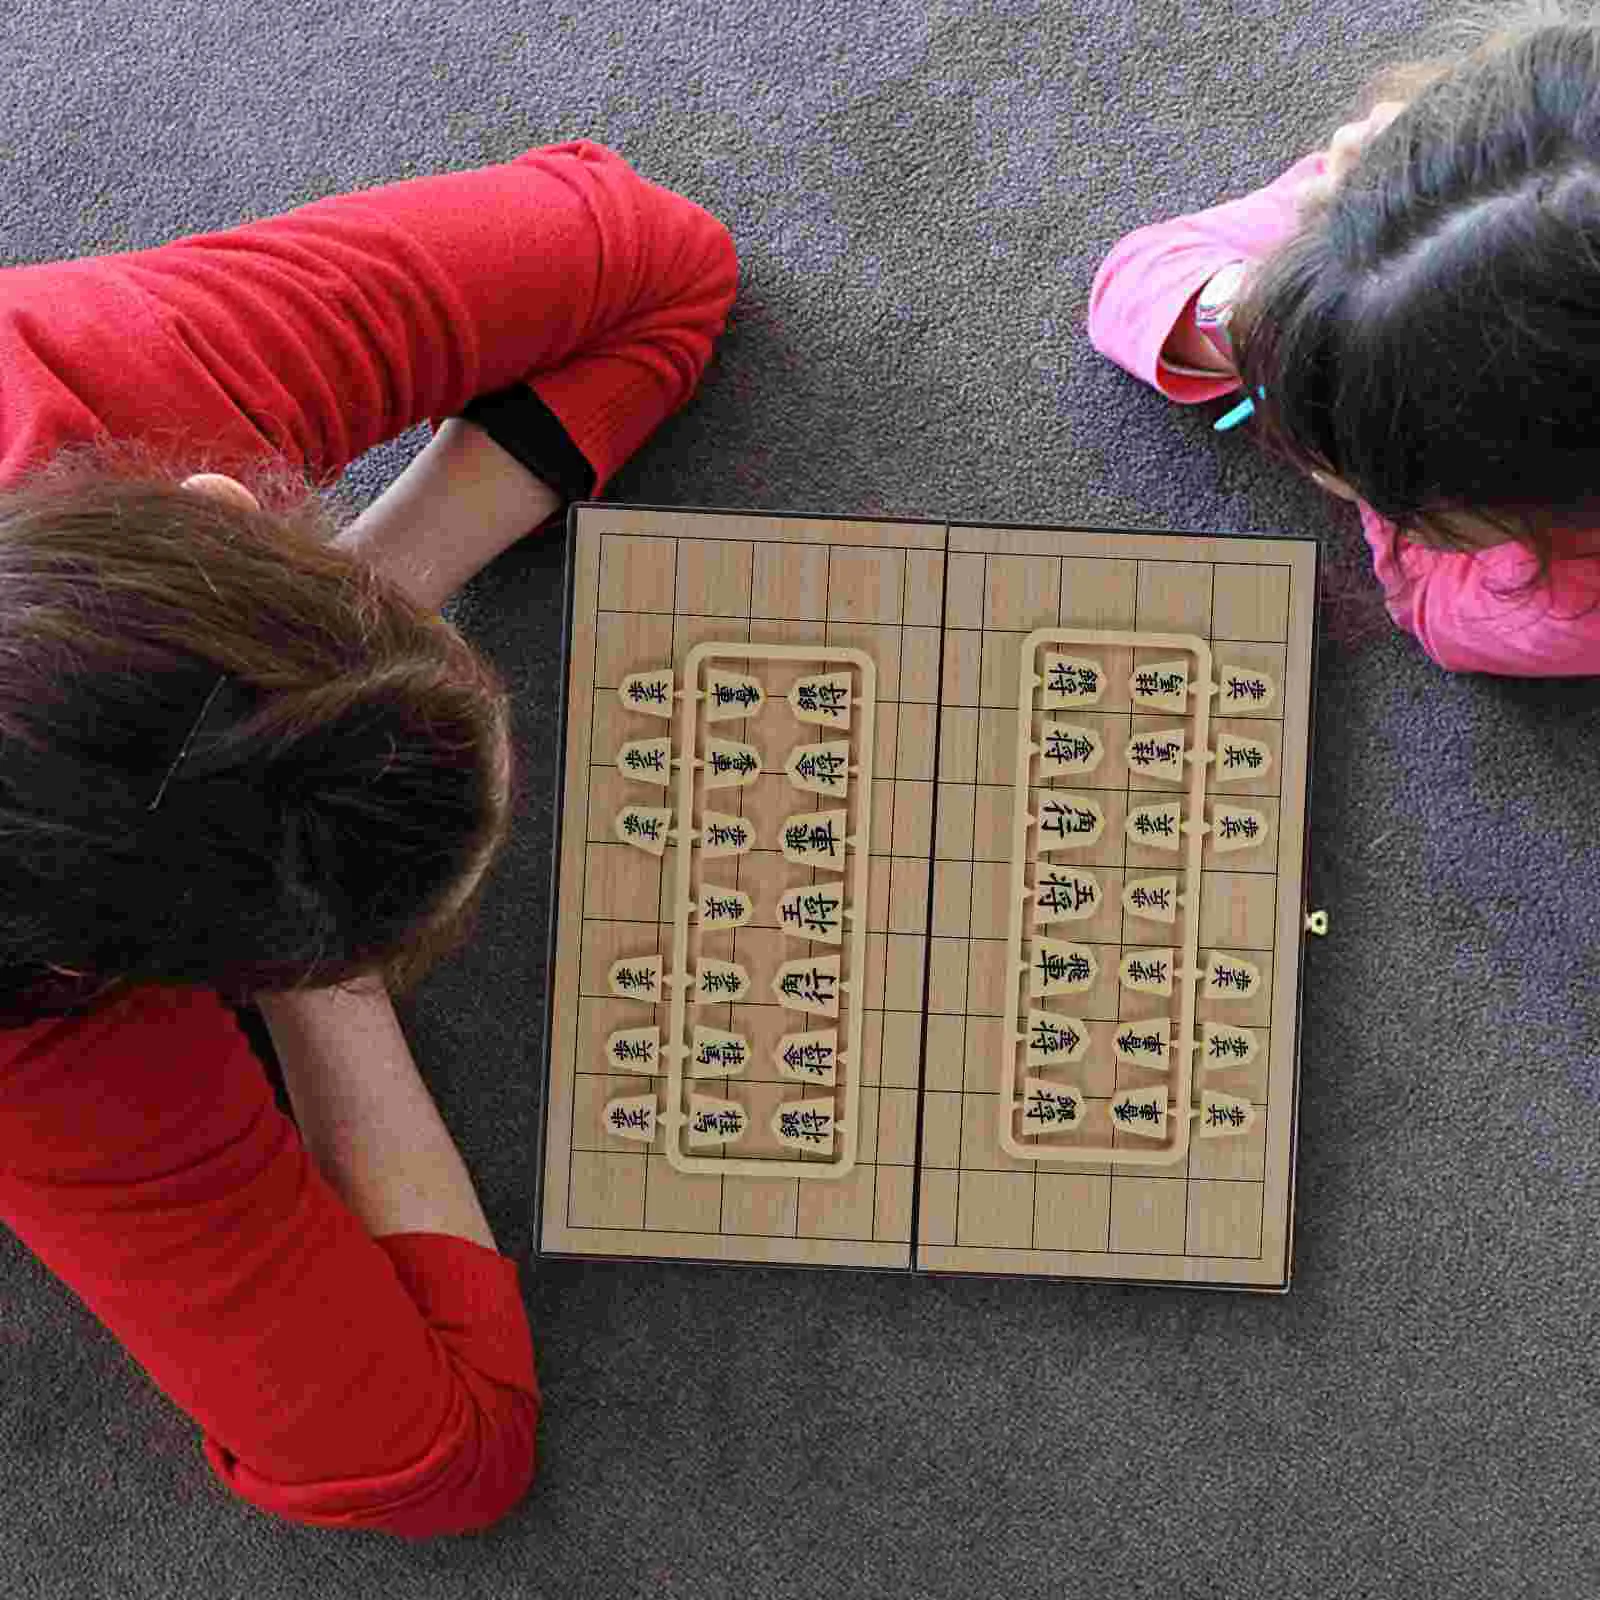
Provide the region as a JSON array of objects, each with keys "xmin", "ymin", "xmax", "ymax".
[{"xmin": 539, "ymin": 506, "xmax": 1318, "ymax": 1290}]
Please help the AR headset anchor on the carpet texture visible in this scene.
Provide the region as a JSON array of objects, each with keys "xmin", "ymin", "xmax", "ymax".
[{"xmin": 3, "ymin": 2, "xmax": 1599, "ymax": 1595}]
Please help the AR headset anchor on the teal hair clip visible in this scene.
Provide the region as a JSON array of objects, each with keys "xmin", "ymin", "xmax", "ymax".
[{"xmin": 1214, "ymin": 386, "xmax": 1265, "ymax": 432}]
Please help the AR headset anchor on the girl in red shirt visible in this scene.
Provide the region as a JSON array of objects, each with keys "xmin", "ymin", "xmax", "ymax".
[{"xmin": 0, "ymin": 140, "xmax": 736, "ymax": 1538}]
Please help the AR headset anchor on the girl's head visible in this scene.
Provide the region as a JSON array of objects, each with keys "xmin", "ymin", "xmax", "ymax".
[
  {"xmin": 0, "ymin": 437, "xmax": 514, "ymax": 1024},
  {"xmin": 1232, "ymin": 1, "xmax": 1600, "ymax": 566}
]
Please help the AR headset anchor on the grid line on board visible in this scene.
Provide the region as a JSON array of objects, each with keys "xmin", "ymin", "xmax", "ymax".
[
  {"xmin": 565, "ymin": 530, "xmax": 609, "ymax": 1233},
  {"xmin": 904, "ymin": 520, "xmax": 951, "ymax": 1267},
  {"xmin": 1254, "ymin": 562, "xmax": 1292, "ymax": 1259},
  {"xmin": 707, "ymin": 537, "xmax": 757, "ymax": 1236},
  {"xmin": 1112, "ymin": 556, "xmax": 1141, "ymax": 1248},
  {"xmin": 1180, "ymin": 562, "xmax": 1217, "ymax": 1252}
]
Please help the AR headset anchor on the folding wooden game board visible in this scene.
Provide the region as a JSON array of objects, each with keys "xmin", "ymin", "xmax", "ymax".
[{"xmin": 538, "ymin": 506, "xmax": 1318, "ymax": 1290}]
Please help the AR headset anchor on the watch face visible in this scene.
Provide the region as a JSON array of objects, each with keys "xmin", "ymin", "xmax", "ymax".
[
  {"xmin": 1195, "ymin": 262, "xmax": 1247, "ymax": 325},
  {"xmin": 1193, "ymin": 314, "xmax": 1234, "ymax": 365}
]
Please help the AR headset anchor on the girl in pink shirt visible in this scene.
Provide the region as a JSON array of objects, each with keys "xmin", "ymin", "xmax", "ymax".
[{"xmin": 1089, "ymin": 4, "xmax": 1600, "ymax": 677}]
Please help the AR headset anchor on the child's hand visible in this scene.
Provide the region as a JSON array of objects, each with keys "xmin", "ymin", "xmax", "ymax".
[{"xmin": 1297, "ymin": 100, "xmax": 1408, "ymax": 212}]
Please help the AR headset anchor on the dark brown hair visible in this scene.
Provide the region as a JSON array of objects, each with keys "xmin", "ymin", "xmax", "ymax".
[
  {"xmin": 1232, "ymin": 2, "xmax": 1600, "ymax": 580},
  {"xmin": 0, "ymin": 435, "xmax": 513, "ymax": 1023}
]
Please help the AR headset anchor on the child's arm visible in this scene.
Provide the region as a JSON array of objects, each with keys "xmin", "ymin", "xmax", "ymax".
[
  {"xmin": 1086, "ymin": 151, "xmax": 1327, "ymax": 404},
  {"xmin": 0, "ymin": 142, "xmax": 736, "ymax": 495},
  {"xmin": 0, "ymin": 989, "xmax": 538, "ymax": 1536},
  {"xmin": 255, "ymin": 976, "xmax": 497, "ymax": 1249},
  {"xmin": 329, "ymin": 418, "xmax": 563, "ymax": 611}
]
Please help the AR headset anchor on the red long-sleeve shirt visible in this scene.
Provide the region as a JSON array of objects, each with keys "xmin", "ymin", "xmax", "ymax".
[{"xmin": 0, "ymin": 141, "xmax": 737, "ymax": 1536}]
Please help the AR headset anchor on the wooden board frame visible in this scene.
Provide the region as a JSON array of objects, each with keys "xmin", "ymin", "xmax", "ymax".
[{"xmin": 537, "ymin": 505, "xmax": 1318, "ymax": 1290}]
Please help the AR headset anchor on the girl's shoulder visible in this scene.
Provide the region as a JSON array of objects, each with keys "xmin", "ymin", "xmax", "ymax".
[
  {"xmin": 0, "ymin": 985, "xmax": 241, "ymax": 1089},
  {"xmin": 1402, "ymin": 536, "xmax": 1600, "ymax": 677}
]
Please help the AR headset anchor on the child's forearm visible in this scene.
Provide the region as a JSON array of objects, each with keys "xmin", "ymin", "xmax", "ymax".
[
  {"xmin": 1160, "ymin": 290, "xmax": 1236, "ymax": 373},
  {"xmin": 257, "ymin": 978, "xmax": 499, "ymax": 1251},
  {"xmin": 1088, "ymin": 152, "xmax": 1325, "ymax": 396},
  {"xmin": 331, "ymin": 417, "xmax": 561, "ymax": 611}
]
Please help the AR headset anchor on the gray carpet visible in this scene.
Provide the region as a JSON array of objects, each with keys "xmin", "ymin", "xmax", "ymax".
[{"xmin": 4, "ymin": 1, "xmax": 1599, "ymax": 1595}]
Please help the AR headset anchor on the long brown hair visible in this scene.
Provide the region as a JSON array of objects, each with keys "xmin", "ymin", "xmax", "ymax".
[
  {"xmin": 0, "ymin": 435, "xmax": 513, "ymax": 1023},
  {"xmin": 1232, "ymin": 2, "xmax": 1600, "ymax": 582}
]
